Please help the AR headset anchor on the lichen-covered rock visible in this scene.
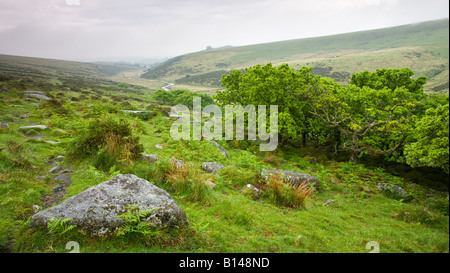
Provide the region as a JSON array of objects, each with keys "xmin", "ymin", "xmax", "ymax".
[
  {"xmin": 29, "ymin": 174, "xmax": 189, "ymax": 237},
  {"xmin": 142, "ymin": 154, "xmax": 158, "ymax": 163},
  {"xmin": 23, "ymin": 91, "xmax": 50, "ymax": 101},
  {"xmin": 169, "ymin": 157, "xmax": 185, "ymax": 169},
  {"xmin": 201, "ymin": 162, "xmax": 225, "ymax": 174},
  {"xmin": 260, "ymin": 169, "xmax": 320, "ymax": 191},
  {"xmin": 377, "ymin": 183, "xmax": 413, "ymax": 202},
  {"xmin": 210, "ymin": 141, "xmax": 229, "ymax": 158},
  {"xmin": 240, "ymin": 184, "xmax": 261, "ymax": 199},
  {"xmin": 0, "ymin": 122, "xmax": 9, "ymax": 129}
]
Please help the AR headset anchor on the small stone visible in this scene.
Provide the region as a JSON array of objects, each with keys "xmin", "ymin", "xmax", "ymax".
[
  {"xmin": 205, "ymin": 179, "xmax": 216, "ymax": 189},
  {"xmin": 49, "ymin": 165, "xmax": 63, "ymax": 174},
  {"xmin": 0, "ymin": 122, "xmax": 9, "ymax": 129},
  {"xmin": 323, "ymin": 199, "xmax": 337, "ymax": 206},
  {"xmin": 155, "ymin": 144, "xmax": 163, "ymax": 149},
  {"xmin": 55, "ymin": 156, "xmax": 65, "ymax": 161},
  {"xmin": 142, "ymin": 154, "xmax": 158, "ymax": 163},
  {"xmin": 240, "ymin": 184, "xmax": 261, "ymax": 199},
  {"xmin": 201, "ymin": 162, "xmax": 225, "ymax": 174},
  {"xmin": 18, "ymin": 125, "xmax": 48, "ymax": 131}
]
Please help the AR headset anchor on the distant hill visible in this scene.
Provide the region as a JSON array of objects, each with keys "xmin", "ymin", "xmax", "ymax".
[
  {"xmin": 142, "ymin": 18, "xmax": 449, "ymax": 93},
  {"xmin": 0, "ymin": 54, "xmax": 145, "ymax": 91}
]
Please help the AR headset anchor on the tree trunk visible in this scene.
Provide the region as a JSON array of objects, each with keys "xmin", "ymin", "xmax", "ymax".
[{"xmin": 302, "ymin": 132, "xmax": 307, "ymax": 147}]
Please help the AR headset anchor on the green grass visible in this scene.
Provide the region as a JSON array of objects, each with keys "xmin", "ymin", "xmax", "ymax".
[{"xmin": 0, "ymin": 74, "xmax": 448, "ymax": 254}]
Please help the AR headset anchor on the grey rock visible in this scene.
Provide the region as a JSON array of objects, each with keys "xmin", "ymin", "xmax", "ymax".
[
  {"xmin": 170, "ymin": 157, "xmax": 185, "ymax": 169},
  {"xmin": 55, "ymin": 156, "xmax": 65, "ymax": 162},
  {"xmin": 23, "ymin": 91, "xmax": 50, "ymax": 101},
  {"xmin": 169, "ymin": 112, "xmax": 183, "ymax": 118},
  {"xmin": 205, "ymin": 179, "xmax": 216, "ymax": 189},
  {"xmin": 155, "ymin": 144, "xmax": 163, "ymax": 149},
  {"xmin": 201, "ymin": 162, "xmax": 225, "ymax": 174},
  {"xmin": 260, "ymin": 169, "xmax": 320, "ymax": 191},
  {"xmin": 323, "ymin": 199, "xmax": 337, "ymax": 206},
  {"xmin": 241, "ymin": 184, "xmax": 261, "ymax": 199},
  {"xmin": 210, "ymin": 140, "xmax": 229, "ymax": 158},
  {"xmin": 377, "ymin": 183, "xmax": 413, "ymax": 202},
  {"xmin": 18, "ymin": 125, "xmax": 48, "ymax": 131},
  {"xmin": 0, "ymin": 122, "xmax": 9, "ymax": 129},
  {"xmin": 49, "ymin": 165, "xmax": 63, "ymax": 174},
  {"xmin": 29, "ymin": 174, "xmax": 189, "ymax": 237},
  {"xmin": 121, "ymin": 110, "xmax": 151, "ymax": 115},
  {"xmin": 142, "ymin": 154, "xmax": 158, "ymax": 163}
]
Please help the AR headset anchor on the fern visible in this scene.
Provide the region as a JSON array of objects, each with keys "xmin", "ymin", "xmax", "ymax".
[
  {"xmin": 114, "ymin": 204, "xmax": 161, "ymax": 237},
  {"xmin": 47, "ymin": 218, "xmax": 77, "ymax": 236}
]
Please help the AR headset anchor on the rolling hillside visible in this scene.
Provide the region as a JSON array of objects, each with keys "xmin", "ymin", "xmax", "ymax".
[
  {"xmin": 142, "ymin": 18, "xmax": 449, "ymax": 93},
  {"xmin": 0, "ymin": 54, "xmax": 166, "ymax": 91}
]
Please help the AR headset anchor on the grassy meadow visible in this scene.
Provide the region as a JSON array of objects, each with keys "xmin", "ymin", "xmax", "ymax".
[{"xmin": 0, "ymin": 66, "xmax": 448, "ymax": 253}]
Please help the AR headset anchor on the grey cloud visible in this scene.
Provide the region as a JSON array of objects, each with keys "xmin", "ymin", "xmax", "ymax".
[{"xmin": 0, "ymin": 0, "xmax": 448, "ymax": 61}]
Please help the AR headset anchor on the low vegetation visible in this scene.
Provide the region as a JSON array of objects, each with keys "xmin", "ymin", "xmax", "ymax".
[{"xmin": 0, "ymin": 56, "xmax": 448, "ymax": 254}]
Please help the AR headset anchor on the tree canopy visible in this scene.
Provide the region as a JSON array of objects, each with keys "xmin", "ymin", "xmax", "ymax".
[{"xmin": 216, "ymin": 63, "xmax": 448, "ymax": 172}]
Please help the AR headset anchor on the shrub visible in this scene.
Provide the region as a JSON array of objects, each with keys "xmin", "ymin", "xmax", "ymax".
[
  {"xmin": 264, "ymin": 175, "xmax": 312, "ymax": 208},
  {"xmin": 67, "ymin": 116, "xmax": 144, "ymax": 171},
  {"xmin": 164, "ymin": 162, "xmax": 211, "ymax": 203}
]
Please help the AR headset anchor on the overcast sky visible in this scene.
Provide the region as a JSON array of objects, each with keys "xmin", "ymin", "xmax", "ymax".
[{"xmin": 0, "ymin": 0, "xmax": 448, "ymax": 62}]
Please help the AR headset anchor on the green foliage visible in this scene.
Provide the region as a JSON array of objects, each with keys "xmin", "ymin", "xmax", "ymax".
[
  {"xmin": 350, "ymin": 68, "xmax": 427, "ymax": 98},
  {"xmin": 216, "ymin": 63, "xmax": 322, "ymax": 143},
  {"xmin": 47, "ymin": 218, "xmax": 77, "ymax": 236},
  {"xmin": 114, "ymin": 204, "xmax": 161, "ymax": 238},
  {"xmin": 405, "ymin": 103, "xmax": 449, "ymax": 173},
  {"xmin": 153, "ymin": 89, "xmax": 176, "ymax": 104},
  {"xmin": 154, "ymin": 89, "xmax": 215, "ymax": 109},
  {"xmin": 67, "ymin": 116, "xmax": 144, "ymax": 171},
  {"xmin": 305, "ymin": 68, "xmax": 426, "ymax": 161}
]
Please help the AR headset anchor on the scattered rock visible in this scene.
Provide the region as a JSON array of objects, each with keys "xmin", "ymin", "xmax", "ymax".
[
  {"xmin": 155, "ymin": 144, "xmax": 163, "ymax": 149},
  {"xmin": 44, "ymin": 140, "xmax": 59, "ymax": 145},
  {"xmin": 18, "ymin": 125, "xmax": 48, "ymax": 131},
  {"xmin": 121, "ymin": 110, "xmax": 152, "ymax": 115},
  {"xmin": 260, "ymin": 169, "xmax": 320, "ymax": 191},
  {"xmin": 55, "ymin": 156, "xmax": 65, "ymax": 162},
  {"xmin": 49, "ymin": 165, "xmax": 63, "ymax": 174},
  {"xmin": 29, "ymin": 174, "xmax": 189, "ymax": 237},
  {"xmin": 241, "ymin": 184, "xmax": 261, "ymax": 199},
  {"xmin": 169, "ymin": 112, "xmax": 183, "ymax": 118},
  {"xmin": 142, "ymin": 154, "xmax": 158, "ymax": 163},
  {"xmin": 210, "ymin": 140, "xmax": 229, "ymax": 158},
  {"xmin": 323, "ymin": 199, "xmax": 337, "ymax": 206},
  {"xmin": 201, "ymin": 162, "xmax": 225, "ymax": 174},
  {"xmin": 23, "ymin": 91, "xmax": 50, "ymax": 101},
  {"xmin": 0, "ymin": 122, "xmax": 9, "ymax": 129},
  {"xmin": 205, "ymin": 179, "xmax": 216, "ymax": 189},
  {"xmin": 54, "ymin": 174, "xmax": 71, "ymax": 185},
  {"xmin": 170, "ymin": 157, "xmax": 185, "ymax": 169},
  {"xmin": 377, "ymin": 183, "xmax": 413, "ymax": 202}
]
